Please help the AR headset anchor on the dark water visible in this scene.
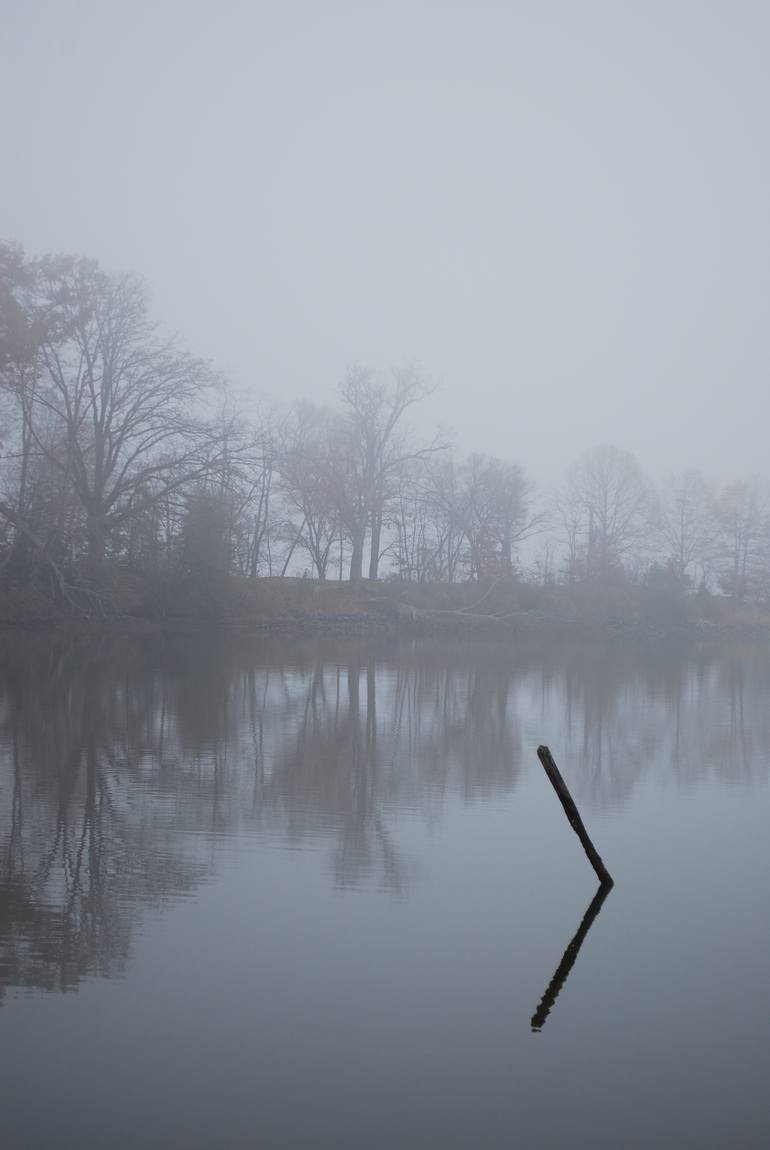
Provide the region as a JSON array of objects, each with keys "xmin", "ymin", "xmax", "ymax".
[{"xmin": 0, "ymin": 633, "xmax": 768, "ymax": 1149}]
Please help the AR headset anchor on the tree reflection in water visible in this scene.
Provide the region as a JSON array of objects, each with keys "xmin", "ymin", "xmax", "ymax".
[{"xmin": 0, "ymin": 633, "xmax": 768, "ymax": 1001}]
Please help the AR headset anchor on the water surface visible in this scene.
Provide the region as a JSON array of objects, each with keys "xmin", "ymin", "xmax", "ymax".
[{"xmin": 0, "ymin": 633, "xmax": 768, "ymax": 1148}]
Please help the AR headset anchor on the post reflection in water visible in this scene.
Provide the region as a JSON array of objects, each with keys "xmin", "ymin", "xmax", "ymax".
[{"xmin": 530, "ymin": 881, "xmax": 613, "ymax": 1032}]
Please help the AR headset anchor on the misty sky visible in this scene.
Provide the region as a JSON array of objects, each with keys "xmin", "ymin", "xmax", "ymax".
[{"xmin": 3, "ymin": 0, "xmax": 769, "ymax": 485}]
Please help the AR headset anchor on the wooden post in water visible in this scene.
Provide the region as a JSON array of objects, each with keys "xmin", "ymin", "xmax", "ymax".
[{"xmin": 536, "ymin": 745, "xmax": 614, "ymax": 888}]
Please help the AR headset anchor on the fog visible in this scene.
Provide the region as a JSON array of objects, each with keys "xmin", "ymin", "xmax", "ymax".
[
  {"xmin": 4, "ymin": 0, "xmax": 770, "ymax": 484},
  {"xmin": 4, "ymin": 13, "xmax": 770, "ymax": 1143}
]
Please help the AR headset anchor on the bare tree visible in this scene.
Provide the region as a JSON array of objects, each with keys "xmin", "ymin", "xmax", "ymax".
[
  {"xmin": 567, "ymin": 445, "xmax": 654, "ymax": 583},
  {"xmin": 714, "ymin": 477, "xmax": 770, "ymax": 600},
  {"xmin": 0, "ymin": 243, "xmax": 83, "ymax": 581},
  {"xmin": 335, "ymin": 362, "xmax": 438, "ymax": 581},
  {"xmin": 22, "ymin": 257, "xmax": 229, "ymax": 574},
  {"xmin": 198, "ymin": 410, "xmax": 278, "ymax": 579},
  {"xmin": 1, "ymin": 243, "xmax": 42, "ymax": 530},
  {"xmin": 392, "ymin": 458, "xmax": 431, "ymax": 582},
  {"xmin": 243, "ymin": 426, "xmax": 278, "ymax": 577},
  {"xmin": 420, "ymin": 453, "xmax": 466, "ymax": 583},
  {"xmin": 554, "ymin": 484, "xmax": 585, "ymax": 585},
  {"xmin": 429, "ymin": 453, "xmax": 540, "ymax": 581},
  {"xmin": 479, "ymin": 456, "xmax": 542, "ymax": 575},
  {"xmin": 657, "ymin": 470, "xmax": 716, "ymax": 587},
  {"xmin": 277, "ymin": 404, "xmax": 340, "ymax": 580}
]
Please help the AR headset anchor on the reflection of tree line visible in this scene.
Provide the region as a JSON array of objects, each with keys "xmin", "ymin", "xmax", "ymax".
[
  {"xmin": 247, "ymin": 652, "xmax": 523, "ymax": 890},
  {"xmin": 1, "ymin": 635, "xmax": 769, "ymax": 997},
  {"xmin": 538, "ymin": 644, "xmax": 770, "ymax": 807},
  {"xmin": 0, "ymin": 650, "xmax": 210, "ymax": 1000},
  {"xmin": 0, "ymin": 637, "xmax": 527, "ymax": 996}
]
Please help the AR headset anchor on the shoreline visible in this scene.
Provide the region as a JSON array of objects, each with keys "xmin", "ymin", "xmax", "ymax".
[{"xmin": 2, "ymin": 571, "xmax": 770, "ymax": 644}]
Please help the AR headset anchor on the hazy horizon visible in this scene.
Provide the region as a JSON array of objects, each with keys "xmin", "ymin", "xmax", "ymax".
[{"xmin": 4, "ymin": 0, "xmax": 769, "ymax": 486}]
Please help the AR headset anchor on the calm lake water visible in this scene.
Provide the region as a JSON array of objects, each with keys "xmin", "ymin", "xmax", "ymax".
[{"xmin": 0, "ymin": 632, "xmax": 768, "ymax": 1149}]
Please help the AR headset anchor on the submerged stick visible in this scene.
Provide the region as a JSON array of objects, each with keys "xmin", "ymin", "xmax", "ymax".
[
  {"xmin": 531, "ymin": 880, "xmax": 612, "ymax": 1032},
  {"xmin": 536, "ymin": 745, "xmax": 613, "ymax": 887}
]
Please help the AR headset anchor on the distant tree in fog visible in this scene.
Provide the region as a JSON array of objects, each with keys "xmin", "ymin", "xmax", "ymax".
[
  {"xmin": 474, "ymin": 455, "xmax": 542, "ymax": 575},
  {"xmin": 0, "ymin": 241, "xmax": 40, "ymax": 376},
  {"xmin": 232, "ymin": 422, "xmax": 279, "ymax": 578},
  {"xmin": 657, "ymin": 470, "xmax": 717, "ymax": 587},
  {"xmin": 554, "ymin": 484, "xmax": 586, "ymax": 584},
  {"xmin": 714, "ymin": 477, "xmax": 770, "ymax": 600},
  {"xmin": 0, "ymin": 247, "xmax": 233, "ymax": 576},
  {"xmin": 334, "ymin": 362, "xmax": 438, "ymax": 581},
  {"xmin": 0, "ymin": 242, "xmax": 75, "ymax": 565},
  {"xmin": 407, "ymin": 453, "xmax": 467, "ymax": 583},
  {"xmin": 179, "ymin": 486, "xmax": 231, "ymax": 590},
  {"xmin": 390, "ymin": 450, "xmax": 540, "ymax": 583},
  {"xmin": 277, "ymin": 404, "xmax": 340, "ymax": 580},
  {"xmin": 443, "ymin": 454, "xmax": 540, "ymax": 580},
  {"xmin": 567, "ymin": 445, "xmax": 655, "ymax": 583}
]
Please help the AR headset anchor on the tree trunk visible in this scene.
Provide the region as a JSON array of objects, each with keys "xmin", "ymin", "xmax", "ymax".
[
  {"xmin": 368, "ymin": 512, "xmax": 382, "ymax": 580},
  {"xmin": 280, "ymin": 517, "xmax": 306, "ymax": 577},
  {"xmin": 500, "ymin": 527, "xmax": 513, "ymax": 574},
  {"xmin": 349, "ymin": 529, "xmax": 365, "ymax": 583},
  {"xmin": 86, "ymin": 513, "xmax": 106, "ymax": 574}
]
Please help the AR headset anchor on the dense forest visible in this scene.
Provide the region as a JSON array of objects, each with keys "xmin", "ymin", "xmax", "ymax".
[{"xmin": 1, "ymin": 239, "xmax": 769, "ymax": 614}]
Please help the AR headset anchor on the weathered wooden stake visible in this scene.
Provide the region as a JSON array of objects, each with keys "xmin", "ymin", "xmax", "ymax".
[{"xmin": 536, "ymin": 744, "xmax": 613, "ymax": 887}]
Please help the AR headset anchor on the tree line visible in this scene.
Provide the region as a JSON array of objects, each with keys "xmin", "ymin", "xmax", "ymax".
[{"xmin": 1, "ymin": 239, "xmax": 769, "ymax": 602}]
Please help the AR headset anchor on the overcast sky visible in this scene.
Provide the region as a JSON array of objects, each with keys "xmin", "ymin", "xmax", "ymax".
[{"xmin": 3, "ymin": 0, "xmax": 769, "ymax": 485}]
